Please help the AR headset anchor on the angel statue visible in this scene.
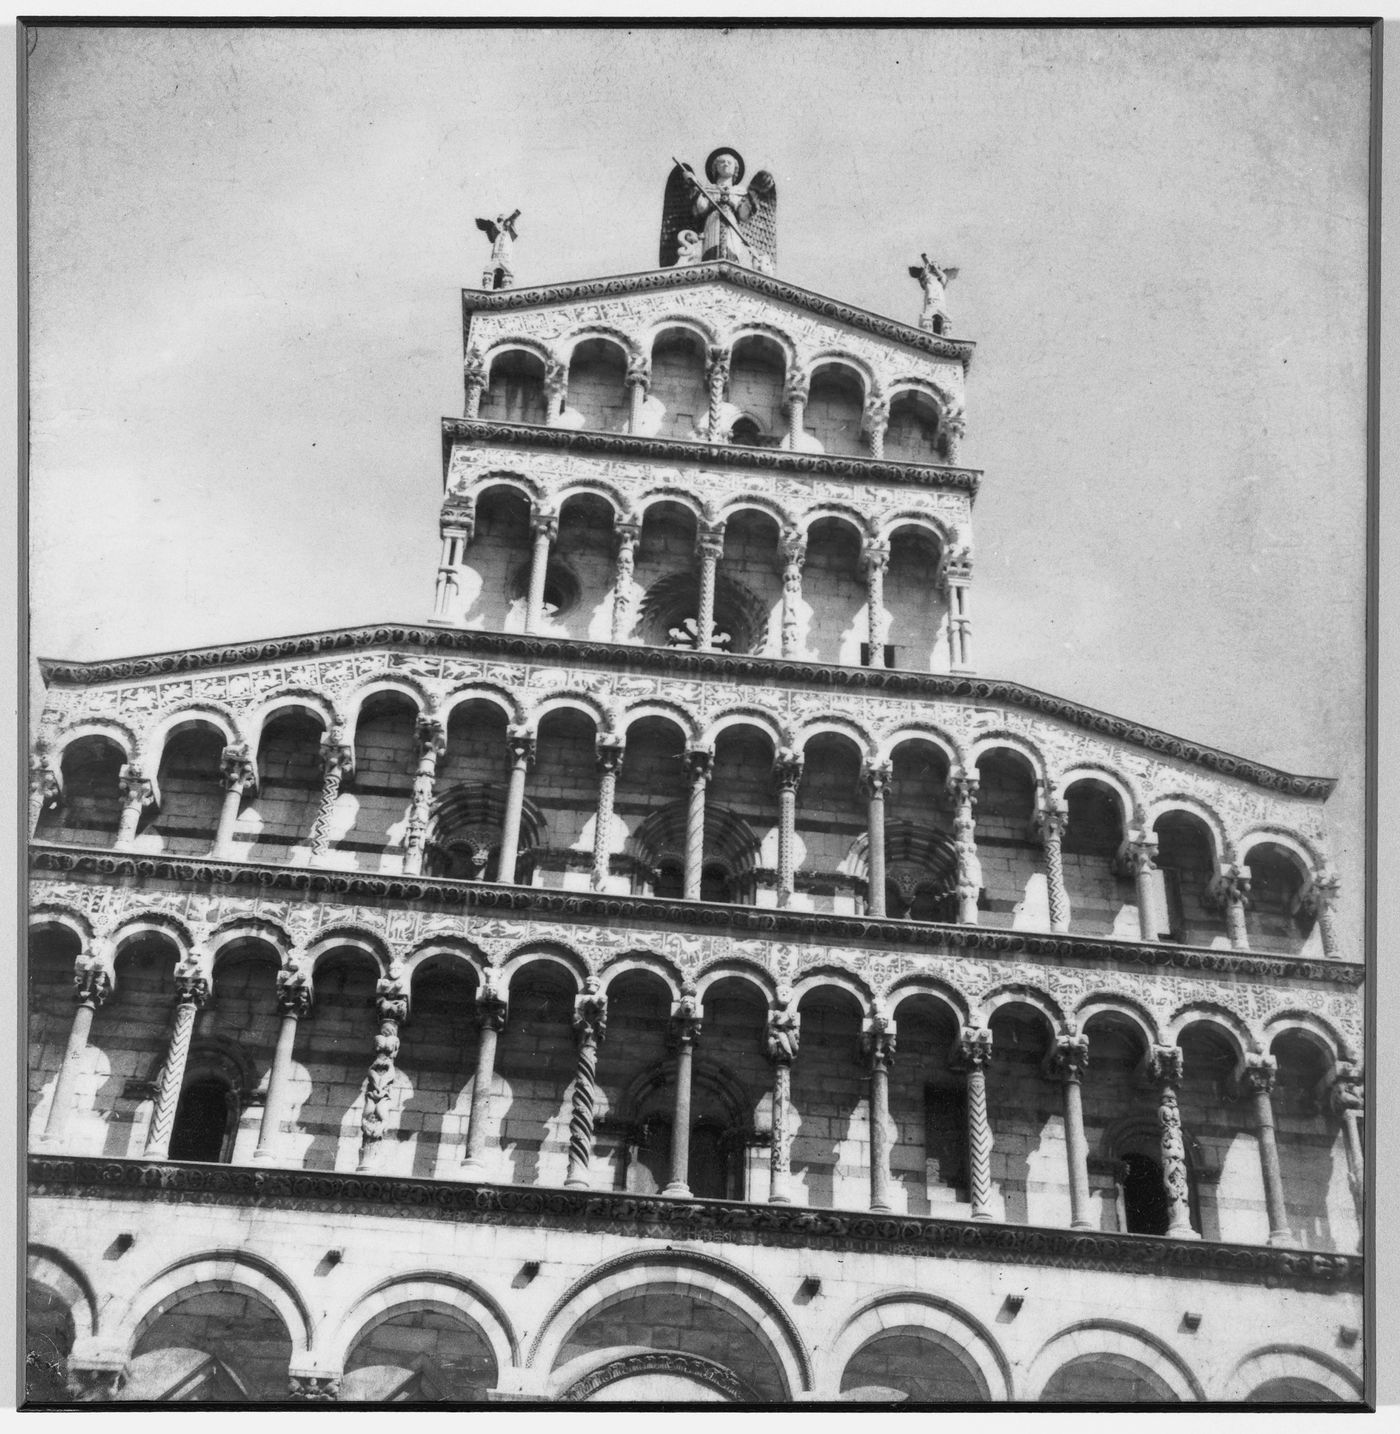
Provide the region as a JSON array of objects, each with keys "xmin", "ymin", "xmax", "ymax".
[
  {"xmin": 660, "ymin": 148, "xmax": 777, "ymax": 274},
  {"xmin": 476, "ymin": 209, "xmax": 521, "ymax": 291},
  {"xmin": 909, "ymin": 253, "xmax": 959, "ymax": 334}
]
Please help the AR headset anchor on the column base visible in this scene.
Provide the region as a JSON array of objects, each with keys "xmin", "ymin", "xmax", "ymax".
[
  {"xmin": 1070, "ymin": 1219, "xmax": 1094, "ymax": 1231},
  {"xmin": 1168, "ymin": 1225, "xmax": 1201, "ymax": 1240},
  {"xmin": 869, "ymin": 1201, "xmax": 891, "ymax": 1214},
  {"xmin": 768, "ymin": 1194, "xmax": 792, "ymax": 1205},
  {"xmin": 459, "ymin": 1158, "xmax": 491, "ymax": 1180},
  {"xmin": 564, "ymin": 1175, "xmax": 590, "ymax": 1190},
  {"xmin": 971, "ymin": 1210, "xmax": 995, "ymax": 1222},
  {"xmin": 661, "ymin": 1181, "xmax": 692, "ymax": 1197},
  {"xmin": 1266, "ymin": 1230, "xmax": 1296, "ymax": 1247},
  {"xmin": 250, "ymin": 1149, "xmax": 281, "ymax": 1165}
]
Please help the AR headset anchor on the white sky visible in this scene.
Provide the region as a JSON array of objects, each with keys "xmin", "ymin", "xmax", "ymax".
[{"xmin": 24, "ymin": 24, "xmax": 1372, "ymax": 912}]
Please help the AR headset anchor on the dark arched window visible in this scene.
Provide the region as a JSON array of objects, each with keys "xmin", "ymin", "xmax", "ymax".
[
  {"xmin": 1121, "ymin": 1152, "xmax": 1170, "ymax": 1235},
  {"xmin": 168, "ymin": 1077, "xmax": 235, "ymax": 1163},
  {"xmin": 653, "ymin": 859, "xmax": 684, "ymax": 899},
  {"xmin": 700, "ymin": 863, "xmax": 733, "ymax": 903},
  {"xmin": 688, "ymin": 1122, "xmax": 734, "ymax": 1200}
]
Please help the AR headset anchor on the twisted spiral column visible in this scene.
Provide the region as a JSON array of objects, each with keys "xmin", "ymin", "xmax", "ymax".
[
  {"xmin": 565, "ymin": 983, "xmax": 607, "ymax": 1189},
  {"xmin": 1149, "ymin": 1044, "xmax": 1199, "ymax": 1238},
  {"xmin": 463, "ymin": 347, "xmax": 487, "ymax": 418},
  {"xmin": 863, "ymin": 394, "xmax": 889, "ymax": 460},
  {"xmin": 144, "ymin": 968, "xmax": 211, "ymax": 1158},
  {"xmin": 1036, "ymin": 801, "xmax": 1070, "ymax": 933},
  {"xmin": 309, "ymin": 732, "xmax": 352, "ymax": 866},
  {"xmin": 706, "ymin": 346, "xmax": 729, "ymax": 440},
  {"xmin": 29, "ymin": 752, "xmax": 60, "ymax": 836},
  {"xmin": 953, "ymin": 1026, "xmax": 995, "ymax": 1221},
  {"xmin": 783, "ymin": 372, "xmax": 809, "ymax": 449},
  {"xmin": 682, "ymin": 746, "xmax": 713, "ymax": 900}
]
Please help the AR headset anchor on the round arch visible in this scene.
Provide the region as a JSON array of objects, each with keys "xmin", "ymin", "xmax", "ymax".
[
  {"xmin": 1075, "ymin": 995, "xmax": 1162, "ymax": 1050},
  {"xmin": 438, "ymin": 684, "xmax": 523, "ymax": 728},
  {"xmin": 794, "ymin": 718, "xmax": 877, "ymax": 761},
  {"xmin": 1166, "ymin": 1004, "xmax": 1256, "ymax": 1059},
  {"xmin": 701, "ymin": 708, "xmax": 787, "ymax": 750},
  {"xmin": 1146, "ymin": 796, "xmax": 1230, "ymax": 863},
  {"xmin": 792, "ymin": 968, "xmax": 875, "ymax": 1016},
  {"xmin": 1025, "ymin": 1320, "xmax": 1204, "ymax": 1402},
  {"xmin": 969, "ymin": 733, "xmax": 1050, "ymax": 786},
  {"xmin": 1056, "ymin": 765, "xmax": 1141, "ymax": 828},
  {"xmin": 981, "ymin": 984, "xmax": 1067, "ymax": 1033},
  {"xmin": 598, "ymin": 952, "xmax": 685, "ymax": 1003},
  {"xmin": 143, "ymin": 705, "xmax": 240, "ymax": 763},
  {"xmin": 887, "ymin": 978, "xmax": 970, "ymax": 1029},
  {"xmin": 636, "ymin": 486, "xmax": 708, "ymax": 523},
  {"xmin": 878, "ymin": 724, "xmax": 964, "ymax": 772},
  {"xmin": 305, "ymin": 929, "xmax": 393, "ymax": 978},
  {"xmin": 528, "ymin": 691, "xmax": 614, "ymax": 735},
  {"xmin": 618, "ymin": 702, "xmax": 699, "ymax": 745},
  {"xmin": 1224, "ymin": 1345, "xmax": 1362, "ymax": 1403},
  {"xmin": 245, "ymin": 693, "xmax": 337, "ymax": 747},
  {"xmin": 1236, "ymin": 827, "xmax": 1325, "ymax": 875},
  {"xmin": 28, "ymin": 1246, "xmax": 98, "ymax": 1344},
  {"xmin": 877, "ymin": 510, "xmax": 953, "ymax": 548},
  {"xmin": 400, "ymin": 940, "xmax": 489, "ymax": 987},
  {"xmin": 500, "ymin": 943, "xmax": 588, "ymax": 990},
  {"xmin": 54, "ymin": 719, "xmax": 138, "ymax": 764},
  {"xmin": 1262, "ymin": 1011, "xmax": 1352, "ymax": 1065},
  {"xmin": 694, "ymin": 961, "xmax": 778, "ymax": 1006}
]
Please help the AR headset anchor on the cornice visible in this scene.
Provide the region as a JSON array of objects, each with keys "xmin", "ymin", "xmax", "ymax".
[
  {"xmin": 461, "ymin": 261, "xmax": 976, "ymax": 365},
  {"xmin": 27, "ymin": 1155, "xmax": 1361, "ymax": 1293},
  {"xmin": 34, "ymin": 624, "xmax": 1338, "ymax": 800},
  {"xmin": 28, "ymin": 845, "xmax": 1363, "ymax": 987},
  {"xmin": 440, "ymin": 417, "xmax": 982, "ymax": 494}
]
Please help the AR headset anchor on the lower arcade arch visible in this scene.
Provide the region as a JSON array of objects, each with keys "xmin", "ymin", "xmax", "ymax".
[
  {"xmin": 1225, "ymin": 1345, "xmax": 1362, "ymax": 1404},
  {"xmin": 1026, "ymin": 1322, "xmax": 1203, "ymax": 1403},
  {"xmin": 339, "ymin": 1302, "xmax": 500, "ymax": 1401}
]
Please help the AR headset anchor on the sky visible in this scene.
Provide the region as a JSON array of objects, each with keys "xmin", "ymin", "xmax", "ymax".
[{"xmin": 25, "ymin": 24, "xmax": 1372, "ymax": 918}]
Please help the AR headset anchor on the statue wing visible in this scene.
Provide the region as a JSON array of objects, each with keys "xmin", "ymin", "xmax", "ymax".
[
  {"xmin": 659, "ymin": 163, "xmax": 697, "ymax": 267},
  {"xmin": 909, "ymin": 264, "xmax": 926, "ymax": 280},
  {"xmin": 475, "ymin": 217, "xmax": 499, "ymax": 240},
  {"xmin": 741, "ymin": 170, "xmax": 778, "ymax": 268},
  {"xmin": 945, "ymin": 267, "xmax": 960, "ymax": 282}
]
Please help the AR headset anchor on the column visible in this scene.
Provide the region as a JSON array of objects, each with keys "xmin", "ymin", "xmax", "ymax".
[
  {"xmin": 212, "ymin": 743, "xmax": 256, "ymax": 861},
  {"xmin": 861, "ymin": 540, "xmax": 890, "ymax": 667},
  {"xmin": 863, "ymin": 393, "xmax": 889, "ymax": 460},
  {"xmin": 764, "ymin": 1006, "xmax": 799, "ymax": 1204},
  {"xmin": 943, "ymin": 412, "xmax": 966, "ymax": 466},
  {"xmin": 779, "ymin": 528, "xmax": 806, "ymax": 658},
  {"xmin": 308, "ymin": 729, "xmax": 353, "ymax": 867},
  {"xmin": 461, "ymin": 979, "xmax": 508, "ymax": 1175},
  {"xmin": 610, "ymin": 518, "xmax": 641, "ymax": 642},
  {"xmin": 496, "ymin": 726, "xmax": 535, "ymax": 884},
  {"xmin": 952, "ymin": 1026, "xmax": 995, "ymax": 1221},
  {"xmin": 1240, "ymin": 1053, "xmax": 1291, "ymax": 1246},
  {"xmin": 41, "ymin": 950, "xmax": 113, "ymax": 1146},
  {"xmin": 625, "ymin": 355, "xmax": 650, "ymax": 433},
  {"xmin": 1211, "ymin": 863, "xmax": 1252, "ymax": 950},
  {"xmin": 1304, "ymin": 873, "xmax": 1341, "ymax": 959},
  {"xmin": 682, "ymin": 746, "xmax": 713, "ymax": 900},
  {"xmin": 253, "ymin": 965, "xmax": 311, "ymax": 1163},
  {"xmin": 1329, "ymin": 1062, "xmax": 1364, "ymax": 1227},
  {"xmin": 29, "ymin": 750, "xmax": 60, "ymax": 836},
  {"xmin": 695, "ymin": 522, "xmax": 725, "ymax": 650},
  {"xmin": 1148, "ymin": 1045, "xmax": 1199, "ymax": 1238},
  {"xmin": 941, "ymin": 545, "xmax": 973, "ymax": 672},
  {"xmin": 773, "ymin": 748, "xmax": 803, "ymax": 908},
  {"xmin": 951, "ymin": 774, "xmax": 982, "ymax": 924},
  {"xmin": 463, "ymin": 347, "xmax": 487, "ymax": 418},
  {"xmin": 1122, "ymin": 833, "xmax": 1161, "ymax": 941},
  {"xmin": 783, "ymin": 370, "xmax": 809, "ymax": 449},
  {"xmin": 525, "ymin": 509, "xmax": 558, "ymax": 634},
  {"xmin": 1050, "ymin": 1033, "xmax": 1093, "ymax": 1229},
  {"xmin": 591, "ymin": 734, "xmax": 625, "ymax": 890},
  {"xmin": 662, "ymin": 992, "xmax": 701, "ymax": 1196},
  {"xmin": 863, "ymin": 1016, "xmax": 897, "ymax": 1213},
  {"xmin": 357, "ymin": 970, "xmax": 408, "ymax": 1172},
  {"xmin": 403, "ymin": 717, "xmax": 445, "ymax": 876},
  {"xmin": 144, "ymin": 967, "xmax": 211, "ymax": 1159},
  {"xmin": 1035, "ymin": 800, "xmax": 1071, "ymax": 933},
  {"xmin": 565, "ymin": 980, "xmax": 607, "ymax": 1189},
  {"xmin": 543, "ymin": 358, "xmax": 567, "ymax": 424},
  {"xmin": 705, "ymin": 345, "xmax": 729, "ymax": 440},
  {"xmin": 433, "ymin": 516, "xmax": 472, "ymax": 621},
  {"xmin": 863, "ymin": 761, "xmax": 892, "ymax": 917},
  {"xmin": 114, "ymin": 764, "xmax": 153, "ymax": 851}
]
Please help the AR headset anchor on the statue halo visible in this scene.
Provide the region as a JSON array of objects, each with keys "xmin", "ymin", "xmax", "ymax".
[{"xmin": 705, "ymin": 147, "xmax": 746, "ymax": 184}]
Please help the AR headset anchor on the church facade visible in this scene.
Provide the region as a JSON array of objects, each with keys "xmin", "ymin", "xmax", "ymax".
[{"xmin": 26, "ymin": 149, "xmax": 1365, "ymax": 1405}]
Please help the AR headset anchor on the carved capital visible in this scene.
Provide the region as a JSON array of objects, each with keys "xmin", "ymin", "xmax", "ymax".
[
  {"xmin": 462, "ymin": 347, "xmax": 488, "ymax": 387},
  {"xmin": 780, "ymin": 526, "xmax": 807, "ymax": 568},
  {"xmin": 613, "ymin": 516, "xmax": 642, "ymax": 553},
  {"xmin": 940, "ymin": 543, "xmax": 973, "ymax": 585},
  {"xmin": 1208, "ymin": 862, "xmax": 1252, "ymax": 909},
  {"xmin": 1240, "ymin": 1052, "xmax": 1277, "ymax": 1097},
  {"xmin": 683, "ymin": 745, "xmax": 714, "ymax": 785},
  {"xmin": 765, "ymin": 1007, "xmax": 800, "ymax": 1067},
  {"xmin": 860, "ymin": 539, "xmax": 891, "ymax": 577},
  {"xmin": 276, "ymin": 965, "xmax": 313, "ymax": 1019},
  {"xmin": 174, "ymin": 970, "xmax": 211, "ymax": 1009},
  {"xmin": 506, "ymin": 725, "xmax": 536, "ymax": 769},
  {"xmin": 475, "ymin": 985, "xmax": 509, "ymax": 1033},
  {"xmin": 287, "ymin": 1373, "xmax": 340, "ymax": 1403},
  {"xmin": 595, "ymin": 733, "xmax": 626, "ymax": 774},
  {"xmin": 573, "ymin": 984, "xmax": 608, "ymax": 1044},
  {"xmin": 319, "ymin": 728, "xmax": 354, "ymax": 778},
  {"xmin": 783, "ymin": 369, "xmax": 810, "ymax": 407},
  {"xmin": 1049, "ymin": 1032, "xmax": 1090, "ymax": 1082},
  {"xmin": 625, "ymin": 354, "xmax": 651, "ymax": 390},
  {"xmin": 696, "ymin": 522, "xmax": 726, "ymax": 562},
  {"xmin": 1034, "ymin": 800, "xmax": 1069, "ymax": 844},
  {"xmin": 862, "ymin": 761, "xmax": 893, "ymax": 800},
  {"xmin": 1329, "ymin": 1061, "xmax": 1363, "ymax": 1115},
  {"xmin": 1303, "ymin": 872, "xmax": 1341, "ymax": 915},
  {"xmin": 772, "ymin": 748, "xmax": 804, "ymax": 793},
  {"xmin": 862, "ymin": 393, "xmax": 890, "ymax": 433},
  {"xmin": 944, "ymin": 412, "xmax": 967, "ymax": 440},
  {"xmin": 530, "ymin": 506, "xmax": 559, "ymax": 543},
  {"xmin": 951, "ymin": 1025, "xmax": 993, "ymax": 1072},
  {"xmin": 73, "ymin": 960, "xmax": 113, "ymax": 1009},
  {"xmin": 118, "ymin": 763, "xmax": 153, "ymax": 809},
  {"xmin": 669, "ymin": 990, "xmax": 702, "ymax": 1048},
  {"xmin": 1148, "ymin": 1043, "xmax": 1184, "ymax": 1087},
  {"xmin": 705, "ymin": 345, "xmax": 730, "ymax": 385},
  {"xmin": 861, "ymin": 1018, "xmax": 896, "ymax": 1073},
  {"xmin": 415, "ymin": 716, "xmax": 447, "ymax": 761},
  {"xmin": 30, "ymin": 752, "xmax": 61, "ymax": 807},
  {"xmin": 1118, "ymin": 834, "xmax": 1159, "ymax": 878},
  {"xmin": 542, "ymin": 357, "xmax": 567, "ymax": 398},
  {"xmin": 219, "ymin": 742, "xmax": 257, "ymax": 795}
]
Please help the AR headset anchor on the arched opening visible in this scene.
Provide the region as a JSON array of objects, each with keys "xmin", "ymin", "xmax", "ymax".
[
  {"xmin": 427, "ymin": 699, "xmax": 513, "ymax": 881},
  {"xmin": 792, "ymin": 985, "xmax": 866, "ymax": 1209},
  {"xmin": 973, "ymin": 748, "xmax": 1041, "ymax": 927},
  {"xmin": 596, "ymin": 969, "xmax": 674, "ymax": 1191},
  {"xmin": 1176, "ymin": 1022, "xmax": 1245, "ymax": 1241},
  {"xmin": 649, "ymin": 329, "xmax": 708, "ymax": 439},
  {"xmin": 123, "ymin": 1285, "xmax": 293, "ymax": 1401},
  {"xmin": 885, "ymin": 525, "xmax": 944, "ymax": 671},
  {"xmin": 634, "ymin": 499, "xmax": 699, "ymax": 640},
  {"xmin": 1062, "ymin": 780, "xmax": 1135, "ymax": 936},
  {"xmin": 884, "ymin": 390, "xmax": 943, "ymax": 464},
  {"xmin": 342, "ymin": 693, "xmax": 418, "ymax": 872},
  {"xmin": 479, "ymin": 350, "xmax": 547, "ymax": 425},
  {"xmin": 1040, "ymin": 1353, "xmax": 1179, "ymax": 1403},
  {"xmin": 148, "ymin": 723, "xmax": 227, "ymax": 854},
  {"xmin": 806, "ymin": 362, "xmax": 865, "ymax": 456},
  {"xmin": 726, "ymin": 335, "xmax": 786, "ymax": 443},
  {"xmin": 719, "ymin": 509, "xmax": 782, "ymax": 655},
  {"xmin": 460, "ymin": 484, "xmax": 533, "ymax": 633},
  {"xmin": 840, "ymin": 1326, "xmax": 990, "ymax": 1403},
  {"xmin": 565, "ymin": 338, "xmax": 629, "ymax": 433},
  {"xmin": 1271, "ymin": 1031, "xmax": 1341, "ymax": 1250},
  {"xmin": 1243, "ymin": 843, "xmax": 1315, "ymax": 956},
  {"xmin": 884, "ymin": 739, "xmax": 958, "ymax": 921},
  {"xmin": 802, "ymin": 517, "xmax": 867, "ymax": 666},
  {"xmin": 340, "ymin": 1303, "xmax": 499, "ymax": 1401},
  {"xmin": 1246, "ymin": 1377, "xmax": 1347, "ymax": 1404},
  {"xmin": 27, "ymin": 924, "xmax": 83, "ymax": 1131},
  {"xmin": 37, "ymin": 736, "xmax": 125, "ymax": 846},
  {"xmin": 398, "ymin": 957, "xmax": 481, "ymax": 1179},
  {"xmin": 888, "ymin": 993, "xmax": 964, "ymax": 1215},
  {"xmin": 795, "ymin": 733, "xmax": 865, "ymax": 914},
  {"xmin": 1152, "ymin": 812, "xmax": 1218, "ymax": 945},
  {"xmin": 527, "ymin": 709, "xmax": 600, "ymax": 888},
  {"xmin": 615, "ymin": 717, "xmax": 687, "ymax": 895},
  {"xmin": 247, "ymin": 710, "xmax": 325, "ymax": 865},
  {"xmin": 708, "ymin": 724, "xmax": 778, "ymax": 906},
  {"xmin": 168, "ymin": 1077, "xmax": 237, "ymax": 1163},
  {"xmin": 694, "ymin": 976, "xmax": 767, "ymax": 1198},
  {"xmin": 496, "ymin": 960, "xmax": 577, "ymax": 1185},
  {"xmin": 987, "ymin": 1002, "xmax": 1057, "ymax": 1225},
  {"xmin": 547, "ymin": 492, "xmax": 616, "ymax": 641},
  {"xmin": 1120, "ymin": 1152, "xmax": 1170, "ymax": 1235},
  {"xmin": 25, "ymin": 1275, "xmax": 76, "ymax": 1402}
]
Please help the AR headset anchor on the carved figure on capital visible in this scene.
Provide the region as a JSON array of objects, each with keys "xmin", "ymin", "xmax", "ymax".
[{"xmin": 765, "ymin": 1005, "xmax": 800, "ymax": 1066}]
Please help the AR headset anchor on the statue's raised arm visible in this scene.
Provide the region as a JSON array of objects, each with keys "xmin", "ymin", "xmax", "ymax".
[{"xmin": 659, "ymin": 147, "xmax": 777, "ymax": 275}]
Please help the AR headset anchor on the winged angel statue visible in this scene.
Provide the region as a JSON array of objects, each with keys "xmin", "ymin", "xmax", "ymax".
[{"xmin": 659, "ymin": 147, "xmax": 777, "ymax": 274}]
